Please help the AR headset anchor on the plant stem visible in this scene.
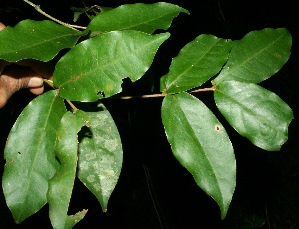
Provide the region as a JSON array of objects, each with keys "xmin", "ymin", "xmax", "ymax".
[
  {"xmin": 109, "ymin": 86, "xmax": 215, "ymax": 100},
  {"xmin": 43, "ymin": 78, "xmax": 213, "ymax": 105},
  {"xmin": 66, "ymin": 100, "xmax": 79, "ymax": 112},
  {"xmin": 42, "ymin": 79, "xmax": 79, "ymax": 111},
  {"xmin": 22, "ymin": 0, "xmax": 87, "ymax": 30},
  {"xmin": 43, "ymin": 79, "xmax": 54, "ymax": 88},
  {"xmin": 189, "ymin": 85, "xmax": 216, "ymax": 93},
  {"xmin": 116, "ymin": 92, "xmax": 167, "ymax": 100}
]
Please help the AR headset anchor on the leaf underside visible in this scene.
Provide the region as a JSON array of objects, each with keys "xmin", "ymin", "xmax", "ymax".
[
  {"xmin": 2, "ymin": 90, "xmax": 66, "ymax": 223},
  {"xmin": 214, "ymin": 81, "xmax": 293, "ymax": 151},
  {"xmin": 78, "ymin": 104, "xmax": 123, "ymax": 212},
  {"xmin": 48, "ymin": 110, "xmax": 88, "ymax": 229}
]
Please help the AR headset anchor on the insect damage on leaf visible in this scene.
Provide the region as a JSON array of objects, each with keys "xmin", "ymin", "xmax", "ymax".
[{"xmin": 215, "ymin": 124, "xmax": 221, "ymax": 132}]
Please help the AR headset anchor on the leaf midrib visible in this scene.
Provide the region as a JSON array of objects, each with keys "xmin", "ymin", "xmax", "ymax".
[
  {"xmin": 92, "ymin": 4, "xmax": 187, "ymax": 32},
  {"xmin": 172, "ymin": 95, "xmax": 223, "ymax": 203},
  {"xmin": 58, "ymin": 33, "xmax": 167, "ymax": 87},
  {"xmin": 1, "ymin": 31, "xmax": 80, "ymax": 59},
  {"xmin": 165, "ymin": 38, "xmax": 221, "ymax": 91},
  {"xmin": 23, "ymin": 95, "xmax": 59, "ymax": 209}
]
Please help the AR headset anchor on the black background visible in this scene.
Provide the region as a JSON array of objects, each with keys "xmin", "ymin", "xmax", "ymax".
[{"xmin": 1, "ymin": 0, "xmax": 299, "ymax": 228}]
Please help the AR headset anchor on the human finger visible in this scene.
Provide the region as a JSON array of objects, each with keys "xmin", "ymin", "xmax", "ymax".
[
  {"xmin": 17, "ymin": 59, "xmax": 54, "ymax": 80},
  {"xmin": 0, "ymin": 66, "xmax": 44, "ymax": 108},
  {"xmin": 0, "ymin": 22, "xmax": 5, "ymax": 31}
]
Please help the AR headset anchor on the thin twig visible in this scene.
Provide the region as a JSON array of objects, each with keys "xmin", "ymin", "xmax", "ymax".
[
  {"xmin": 66, "ymin": 100, "xmax": 79, "ymax": 112},
  {"xmin": 189, "ymin": 85, "xmax": 216, "ymax": 93},
  {"xmin": 23, "ymin": 0, "xmax": 87, "ymax": 30},
  {"xmin": 116, "ymin": 92, "xmax": 167, "ymax": 100},
  {"xmin": 107, "ymin": 86, "xmax": 216, "ymax": 100},
  {"xmin": 43, "ymin": 79, "xmax": 54, "ymax": 88},
  {"xmin": 42, "ymin": 79, "xmax": 78, "ymax": 111}
]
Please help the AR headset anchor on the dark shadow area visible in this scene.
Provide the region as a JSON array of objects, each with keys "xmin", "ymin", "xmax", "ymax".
[{"xmin": 1, "ymin": 0, "xmax": 298, "ymax": 228}]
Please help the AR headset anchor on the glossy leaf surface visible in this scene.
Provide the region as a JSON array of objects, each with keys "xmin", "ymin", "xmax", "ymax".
[
  {"xmin": 54, "ymin": 31, "xmax": 169, "ymax": 101},
  {"xmin": 213, "ymin": 28, "xmax": 292, "ymax": 84},
  {"xmin": 162, "ymin": 92, "xmax": 236, "ymax": 219},
  {"xmin": 48, "ymin": 111, "xmax": 88, "ymax": 229},
  {"xmin": 0, "ymin": 20, "xmax": 82, "ymax": 62},
  {"xmin": 160, "ymin": 35, "xmax": 231, "ymax": 93},
  {"xmin": 87, "ymin": 2, "xmax": 189, "ymax": 34},
  {"xmin": 78, "ymin": 104, "xmax": 123, "ymax": 212},
  {"xmin": 214, "ymin": 81, "xmax": 293, "ymax": 150},
  {"xmin": 2, "ymin": 90, "xmax": 66, "ymax": 223}
]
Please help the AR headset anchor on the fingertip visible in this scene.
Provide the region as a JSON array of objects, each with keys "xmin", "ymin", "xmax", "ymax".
[
  {"xmin": 27, "ymin": 77, "xmax": 45, "ymax": 95},
  {"xmin": 0, "ymin": 22, "xmax": 6, "ymax": 31},
  {"xmin": 28, "ymin": 77, "xmax": 44, "ymax": 88},
  {"xmin": 29, "ymin": 86, "xmax": 45, "ymax": 95}
]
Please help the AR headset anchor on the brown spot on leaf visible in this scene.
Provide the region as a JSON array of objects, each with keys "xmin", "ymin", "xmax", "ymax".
[
  {"xmin": 215, "ymin": 124, "xmax": 221, "ymax": 132},
  {"xmin": 107, "ymin": 85, "xmax": 112, "ymax": 91},
  {"xmin": 70, "ymin": 75, "xmax": 81, "ymax": 81}
]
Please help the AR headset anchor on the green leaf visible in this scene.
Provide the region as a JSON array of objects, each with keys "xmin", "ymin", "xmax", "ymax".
[
  {"xmin": 48, "ymin": 111, "xmax": 88, "ymax": 229},
  {"xmin": 53, "ymin": 31, "xmax": 169, "ymax": 101},
  {"xmin": 73, "ymin": 11, "xmax": 83, "ymax": 23},
  {"xmin": 0, "ymin": 20, "xmax": 82, "ymax": 62},
  {"xmin": 78, "ymin": 104, "xmax": 123, "ymax": 212},
  {"xmin": 64, "ymin": 210, "xmax": 88, "ymax": 228},
  {"xmin": 160, "ymin": 35, "xmax": 231, "ymax": 93},
  {"xmin": 161, "ymin": 92, "xmax": 236, "ymax": 219},
  {"xmin": 214, "ymin": 81, "xmax": 293, "ymax": 151},
  {"xmin": 2, "ymin": 90, "xmax": 66, "ymax": 223},
  {"xmin": 87, "ymin": 2, "xmax": 189, "ymax": 34},
  {"xmin": 212, "ymin": 28, "xmax": 292, "ymax": 84},
  {"xmin": 71, "ymin": 6, "xmax": 112, "ymax": 22}
]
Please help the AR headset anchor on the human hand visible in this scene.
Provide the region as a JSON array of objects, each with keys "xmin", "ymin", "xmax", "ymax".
[{"xmin": 0, "ymin": 22, "xmax": 53, "ymax": 108}]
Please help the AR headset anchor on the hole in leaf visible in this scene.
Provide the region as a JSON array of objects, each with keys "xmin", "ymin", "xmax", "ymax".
[{"xmin": 96, "ymin": 90, "xmax": 105, "ymax": 97}]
